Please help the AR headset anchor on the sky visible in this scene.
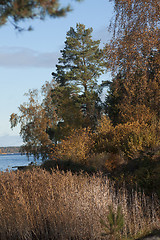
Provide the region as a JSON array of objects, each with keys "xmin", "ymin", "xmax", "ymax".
[{"xmin": 0, "ymin": 0, "xmax": 114, "ymax": 147}]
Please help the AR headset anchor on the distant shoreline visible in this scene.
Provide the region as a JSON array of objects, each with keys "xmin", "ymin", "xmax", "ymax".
[
  {"xmin": 0, "ymin": 153, "xmax": 21, "ymax": 155},
  {"xmin": 0, "ymin": 146, "xmax": 21, "ymax": 154}
]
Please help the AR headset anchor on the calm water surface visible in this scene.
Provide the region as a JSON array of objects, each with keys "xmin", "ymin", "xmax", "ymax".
[{"xmin": 0, "ymin": 154, "xmax": 42, "ymax": 172}]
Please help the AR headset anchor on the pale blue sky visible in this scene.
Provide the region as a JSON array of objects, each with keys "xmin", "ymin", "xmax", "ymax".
[{"xmin": 0, "ymin": 0, "xmax": 113, "ymax": 146}]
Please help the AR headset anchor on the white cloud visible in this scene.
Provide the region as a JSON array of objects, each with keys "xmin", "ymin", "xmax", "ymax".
[{"xmin": 0, "ymin": 47, "xmax": 60, "ymax": 68}]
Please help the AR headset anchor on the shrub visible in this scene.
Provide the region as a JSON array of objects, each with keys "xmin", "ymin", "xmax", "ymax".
[
  {"xmin": 51, "ymin": 115, "xmax": 159, "ymax": 172},
  {"xmin": 94, "ymin": 115, "xmax": 114, "ymax": 153},
  {"xmin": 113, "ymin": 120, "xmax": 160, "ymax": 158},
  {"xmin": 54, "ymin": 128, "xmax": 95, "ymax": 164},
  {"xmin": 87, "ymin": 152, "xmax": 124, "ymax": 172},
  {"xmin": 95, "ymin": 116, "xmax": 160, "ymax": 160},
  {"xmin": 100, "ymin": 205, "xmax": 124, "ymax": 240}
]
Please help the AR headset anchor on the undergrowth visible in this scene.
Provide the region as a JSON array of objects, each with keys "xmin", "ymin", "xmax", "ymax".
[{"xmin": 0, "ymin": 168, "xmax": 159, "ymax": 240}]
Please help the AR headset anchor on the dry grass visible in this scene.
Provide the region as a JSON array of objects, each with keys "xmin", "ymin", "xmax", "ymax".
[{"xmin": 0, "ymin": 168, "xmax": 159, "ymax": 240}]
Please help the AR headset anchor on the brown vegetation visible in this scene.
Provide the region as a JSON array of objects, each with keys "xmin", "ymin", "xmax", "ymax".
[
  {"xmin": 54, "ymin": 128, "xmax": 95, "ymax": 164},
  {"xmin": 53, "ymin": 116, "xmax": 159, "ymax": 172},
  {"xmin": 0, "ymin": 168, "xmax": 159, "ymax": 240}
]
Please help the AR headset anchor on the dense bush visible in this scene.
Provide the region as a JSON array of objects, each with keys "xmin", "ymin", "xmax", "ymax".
[
  {"xmin": 53, "ymin": 115, "xmax": 159, "ymax": 172},
  {"xmin": 95, "ymin": 116, "xmax": 160, "ymax": 160},
  {"xmin": 54, "ymin": 128, "xmax": 95, "ymax": 164},
  {"xmin": 111, "ymin": 151, "xmax": 160, "ymax": 199}
]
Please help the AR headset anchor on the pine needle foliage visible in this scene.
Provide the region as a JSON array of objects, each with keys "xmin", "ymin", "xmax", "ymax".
[
  {"xmin": 51, "ymin": 23, "xmax": 105, "ymax": 135},
  {"xmin": 0, "ymin": 0, "xmax": 82, "ymax": 31},
  {"xmin": 100, "ymin": 205, "xmax": 124, "ymax": 239}
]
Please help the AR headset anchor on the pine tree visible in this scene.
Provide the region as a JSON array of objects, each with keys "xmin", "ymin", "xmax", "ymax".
[
  {"xmin": 51, "ymin": 23, "xmax": 105, "ymax": 140},
  {"xmin": 10, "ymin": 24, "xmax": 106, "ymax": 155}
]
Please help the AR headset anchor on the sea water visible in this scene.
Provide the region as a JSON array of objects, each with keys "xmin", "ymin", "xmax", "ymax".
[{"xmin": 0, "ymin": 153, "xmax": 42, "ymax": 172}]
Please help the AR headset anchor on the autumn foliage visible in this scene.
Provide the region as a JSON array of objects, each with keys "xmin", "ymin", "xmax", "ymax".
[
  {"xmin": 1, "ymin": 1, "xmax": 160, "ymax": 240},
  {"xmin": 53, "ymin": 115, "xmax": 159, "ymax": 171},
  {"xmin": 9, "ymin": 0, "xmax": 160, "ymax": 186},
  {"xmin": 54, "ymin": 128, "xmax": 95, "ymax": 164}
]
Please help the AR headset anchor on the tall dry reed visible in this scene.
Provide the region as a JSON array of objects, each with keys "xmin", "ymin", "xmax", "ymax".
[{"xmin": 0, "ymin": 168, "xmax": 159, "ymax": 240}]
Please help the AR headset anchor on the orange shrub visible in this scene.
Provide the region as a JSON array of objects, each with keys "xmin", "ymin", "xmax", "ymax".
[
  {"xmin": 95, "ymin": 116, "xmax": 160, "ymax": 159},
  {"xmin": 52, "ymin": 115, "xmax": 159, "ymax": 170},
  {"xmin": 113, "ymin": 120, "xmax": 160, "ymax": 158},
  {"xmin": 94, "ymin": 115, "xmax": 114, "ymax": 153},
  {"xmin": 54, "ymin": 128, "xmax": 95, "ymax": 164}
]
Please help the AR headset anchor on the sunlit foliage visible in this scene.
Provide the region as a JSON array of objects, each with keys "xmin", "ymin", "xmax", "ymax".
[
  {"xmin": 105, "ymin": 0, "xmax": 160, "ymax": 123},
  {"xmin": 10, "ymin": 24, "xmax": 105, "ymax": 158},
  {"xmin": 10, "ymin": 80, "xmax": 58, "ymax": 159},
  {"xmin": 104, "ymin": 0, "xmax": 160, "ymax": 160},
  {"xmin": 95, "ymin": 115, "xmax": 160, "ymax": 160},
  {"xmin": 107, "ymin": 0, "xmax": 160, "ymax": 77},
  {"xmin": 54, "ymin": 128, "xmax": 95, "ymax": 164}
]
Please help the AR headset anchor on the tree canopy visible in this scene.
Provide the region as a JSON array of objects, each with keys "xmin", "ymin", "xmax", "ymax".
[
  {"xmin": 9, "ymin": 1, "xmax": 160, "ymax": 164},
  {"xmin": 107, "ymin": 0, "xmax": 160, "ymax": 77},
  {"xmin": 10, "ymin": 81, "xmax": 57, "ymax": 159},
  {"xmin": 51, "ymin": 23, "xmax": 106, "ymax": 140},
  {"xmin": 10, "ymin": 23, "xmax": 106, "ymax": 156},
  {"xmin": 105, "ymin": 0, "xmax": 160, "ymax": 125},
  {"xmin": 0, "ymin": 0, "xmax": 82, "ymax": 30}
]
